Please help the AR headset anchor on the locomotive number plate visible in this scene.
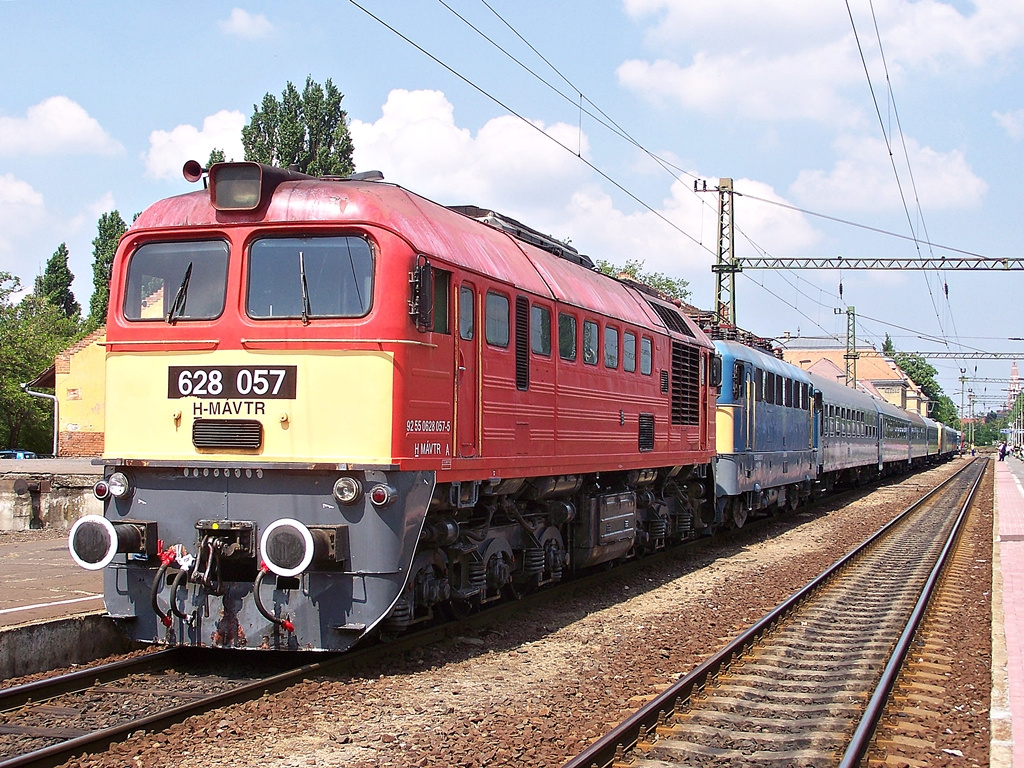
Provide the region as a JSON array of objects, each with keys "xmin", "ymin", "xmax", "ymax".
[{"xmin": 168, "ymin": 366, "xmax": 297, "ymax": 399}]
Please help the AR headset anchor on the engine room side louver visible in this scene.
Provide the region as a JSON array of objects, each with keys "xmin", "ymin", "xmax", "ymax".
[
  {"xmin": 639, "ymin": 413, "xmax": 655, "ymax": 452},
  {"xmin": 515, "ymin": 296, "xmax": 530, "ymax": 391},
  {"xmin": 192, "ymin": 419, "xmax": 263, "ymax": 450},
  {"xmin": 648, "ymin": 301, "xmax": 695, "ymax": 338},
  {"xmin": 671, "ymin": 342, "xmax": 701, "ymax": 426}
]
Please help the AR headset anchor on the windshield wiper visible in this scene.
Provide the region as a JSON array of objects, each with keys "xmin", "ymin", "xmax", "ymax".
[
  {"xmin": 166, "ymin": 262, "xmax": 194, "ymax": 324},
  {"xmin": 299, "ymin": 250, "xmax": 311, "ymax": 325}
]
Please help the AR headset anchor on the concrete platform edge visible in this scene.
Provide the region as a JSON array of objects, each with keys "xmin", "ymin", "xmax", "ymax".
[
  {"xmin": 0, "ymin": 612, "xmax": 141, "ymax": 681},
  {"xmin": 993, "ymin": 472, "xmax": 1013, "ymax": 768}
]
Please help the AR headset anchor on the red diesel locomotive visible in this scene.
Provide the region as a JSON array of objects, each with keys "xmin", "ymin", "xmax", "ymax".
[{"xmin": 67, "ymin": 161, "xmax": 719, "ymax": 651}]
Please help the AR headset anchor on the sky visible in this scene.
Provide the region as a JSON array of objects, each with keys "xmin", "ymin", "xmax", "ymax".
[{"xmin": 1, "ymin": 0, "xmax": 1022, "ymax": 414}]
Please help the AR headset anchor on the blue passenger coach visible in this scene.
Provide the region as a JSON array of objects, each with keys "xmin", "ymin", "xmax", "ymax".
[{"xmin": 713, "ymin": 341, "xmax": 816, "ymax": 527}]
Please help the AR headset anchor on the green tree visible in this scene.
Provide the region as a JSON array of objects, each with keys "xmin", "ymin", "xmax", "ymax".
[
  {"xmin": 0, "ymin": 273, "xmax": 79, "ymax": 451},
  {"xmin": 34, "ymin": 242, "xmax": 81, "ymax": 321},
  {"xmin": 595, "ymin": 257, "xmax": 691, "ymax": 302},
  {"xmin": 207, "ymin": 148, "xmax": 226, "ymax": 166},
  {"xmin": 87, "ymin": 211, "xmax": 128, "ymax": 330},
  {"xmin": 242, "ymin": 75, "xmax": 355, "ymax": 177}
]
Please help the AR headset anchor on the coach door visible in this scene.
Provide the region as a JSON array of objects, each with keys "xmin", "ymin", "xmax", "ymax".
[{"xmin": 455, "ymin": 282, "xmax": 479, "ymax": 457}]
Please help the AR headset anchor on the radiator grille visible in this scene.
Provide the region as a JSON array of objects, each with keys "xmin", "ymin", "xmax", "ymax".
[
  {"xmin": 515, "ymin": 296, "xmax": 530, "ymax": 391},
  {"xmin": 192, "ymin": 419, "xmax": 263, "ymax": 450},
  {"xmin": 638, "ymin": 413, "xmax": 655, "ymax": 452},
  {"xmin": 671, "ymin": 342, "xmax": 701, "ymax": 425}
]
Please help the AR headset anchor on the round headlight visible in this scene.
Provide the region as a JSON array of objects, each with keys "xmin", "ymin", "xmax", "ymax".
[
  {"xmin": 333, "ymin": 476, "xmax": 363, "ymax": 505},
  {"xmin": 107, "ymin": 472, "xmax": 131, "ymax": 498}
]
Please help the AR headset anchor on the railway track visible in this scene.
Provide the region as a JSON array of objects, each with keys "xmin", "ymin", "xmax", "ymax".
[
  {"xmin": 0, "ymin": 648, "xmax": 347, "ymax": 768},
  {"xmin": 0, "ymin": 463, "xmax": 962, "ymax": 767},
  {"xmin": 563, "ymin": 457, "xmax": 987, "ymax": 768}
]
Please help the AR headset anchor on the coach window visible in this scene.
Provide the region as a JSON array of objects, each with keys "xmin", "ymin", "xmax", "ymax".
[
  {"xmin": 640, "ymin": 336, "xmax": 652, "ymax": 375},
  {"xmin": 801, "ymin": 383, "xmax": 809, "ymax": 410},
  {"xmin": 558, "ymin": 313, "xmax": 577, "ymax": 361},
  {"xmin": 623, "ymin": 332, "xmax": 637, "ymax": 372},
  {"xmin": 531, "ymin": 304, "xmax": 552, "ymax": 356},
  {"xmin": 247, "ymin": 236, "xmax": 373, "ymax": 319},
  {"xmin": 583, "ymin": 320, "xmax": 599, "ymax": 365},
  {"xmin": 125, "ymin": 240, "xmax": 230, "ymax": 321},
  {"xmin": 459, "ymin": 286, "xmax": 474, "ymax": 340},
  {"xmin": 775, "ymin": 374, "xmax": 784, "ymax": 406},
  {"xmin": 604, "ymin": 326, "xmax": 619, "ymax": 368},
  {"xmin": 755, "ymin": 368, "xmax": 763, "ymax": 401},
  {"xmin": 485, "ymin": 291, "xmax": 510, "ymax": 347},
  {"xmin": 784, "ymin": 378, "xmax": 793, "ymax": 408},
  {"xmin": 765, "ymin": 372, "xmax": 775, "ymax": 404}
]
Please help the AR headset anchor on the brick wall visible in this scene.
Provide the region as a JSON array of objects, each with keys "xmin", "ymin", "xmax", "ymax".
[{"xmin": 59, "ymin": 431, "xmax": 104, "ymax": 458}]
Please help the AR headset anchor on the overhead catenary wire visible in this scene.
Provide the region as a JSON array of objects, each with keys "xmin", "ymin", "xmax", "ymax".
[
  {"xmin": 345, "ymin": 0, "xmax": 711, "ymax": 251},
  {"xmin": 348, "ymin": 0, "xmax": 989, "ymax": 388}
]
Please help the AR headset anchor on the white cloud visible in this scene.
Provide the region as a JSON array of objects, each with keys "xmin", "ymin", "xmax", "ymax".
[
  {"xmin": 219, "ymin": 8, "xmax": 273, "ymax": 39},
  {"xmin": 350, "ymin": 89, "xmax": 589, "ymax": 210},
  {"xmin": 349, "ymin": 90, "xmax": 821, "ymax": 296},
  {"xmin": 617, "ymin": 43, "xmax": 862, "ymax": 124},
  {"xmin": 0, "ymin": 96, "xmax": 122, "ymax": 156},
  {"xmin": 789, "ymin": 134, "xmax": 987, "ymax": 211},
  {"xmin": 619, "ymin": 0, "xmax": 1024, "ymax": 123},
  {"xmin": 0, "ymin": 174, "xmax": 47, "ymax": 274},
  {"xmin": 994, "ymin": 108, "xmax": 1024, "ymax": 139},
  {"xmin": 144, "ymin": 110, "xmax": 247, "ymax": 180}
]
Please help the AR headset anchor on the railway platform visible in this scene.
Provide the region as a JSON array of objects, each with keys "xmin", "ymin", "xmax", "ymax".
[{"xmin": 995, "ymin": 454, "xmax": 1024, "ymax": 767}]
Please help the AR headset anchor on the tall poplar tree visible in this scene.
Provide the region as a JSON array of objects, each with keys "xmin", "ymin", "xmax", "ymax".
[
  {"xmin": 242, "ymin": 76, "xmax": 355, "ymax": 177},
  {"xmin": 87, "ymin": 211, "xmax": 128, "ymax": 330},
  {"xmin": 34, "ymin": 242, "xmax": 81, "ymax": 321}
]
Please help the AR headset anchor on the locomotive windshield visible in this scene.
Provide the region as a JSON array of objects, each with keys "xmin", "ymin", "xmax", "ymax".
[
  {"xmin": 246, "ymin": 236, "xmax": 374, "ymax": 319},
  {"xmin": 123, "ymin": 240, "xmax": 229, "ymax": 321}
]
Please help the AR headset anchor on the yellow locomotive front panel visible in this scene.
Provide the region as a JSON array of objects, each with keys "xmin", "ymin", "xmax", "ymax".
[{"xmin": 105, "ymin": 350, "xmax": 395, "ymax": 464}]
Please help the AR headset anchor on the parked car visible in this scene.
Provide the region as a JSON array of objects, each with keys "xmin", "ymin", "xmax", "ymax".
[{"xmin": 0, "ymin": 449, "xmax": 38, "ymax": 459}]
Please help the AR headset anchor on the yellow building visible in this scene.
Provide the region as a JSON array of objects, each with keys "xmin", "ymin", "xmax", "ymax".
[
  {"xmin": 26, "ymin": 328, "xmax": 106, "ymax": 457},
  {"xmin": 779, "ymin": 336, "xmax": 930, "ymax": 417}
]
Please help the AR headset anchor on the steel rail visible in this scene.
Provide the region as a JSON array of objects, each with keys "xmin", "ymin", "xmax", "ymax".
[
  {"xmin": 839, "ymin": 457, "xmax": 987, "ymax": 767},
  {"xmin": 561, "ymin": 457, "xmax": 984, "ymax": 768},
  {"xmin": 0, "ymin": 652, "xmax": 348, "ymax": 768},
  {"xmin": 0, "ymin": 648, "xmax": 182, "ymax": 712}
]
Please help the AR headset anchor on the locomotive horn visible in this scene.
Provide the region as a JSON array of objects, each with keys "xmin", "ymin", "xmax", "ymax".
[{"xmin": 182, "ymin": 160, "xmax": 205, "ymax": 183}]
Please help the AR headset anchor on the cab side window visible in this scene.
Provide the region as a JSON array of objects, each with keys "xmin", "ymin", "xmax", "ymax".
[
  {"xmin": 604, "ymin": 326, "xmax": 619, "ymax": 368},
  {"xmin": 531, "ymin": 304, "xmax": 552, "ymax": 355},
  {"xmin": 559, "ymin": 313, "xmax": 577, "ymax": 361},
  {"xmin": 583, "ymin": 320, "xmax": 599, "ymax": 365},
  {"xmin": 485, "ymin": 291, "xmax": 510, "ymax": 347}
]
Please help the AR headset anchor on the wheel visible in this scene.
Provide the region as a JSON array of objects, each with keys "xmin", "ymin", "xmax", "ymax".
[{"xmin": 731, "ymin": 500, "xmax": 748, "ymax": 529}]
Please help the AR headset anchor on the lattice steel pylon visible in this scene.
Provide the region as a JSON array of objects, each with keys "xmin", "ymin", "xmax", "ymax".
[
  {"xmin": 834, "ymin": 306, "xmax": 859, "ymax": 387},
  {"xmin": 710, "ymin": 178, "xmax": 738, "ymax": 325}
]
